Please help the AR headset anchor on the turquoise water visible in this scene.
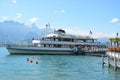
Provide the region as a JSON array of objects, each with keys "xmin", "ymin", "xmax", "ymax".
[{"xmin": 0, "ymin": 47, "xmax": 120, "ymax": 80}]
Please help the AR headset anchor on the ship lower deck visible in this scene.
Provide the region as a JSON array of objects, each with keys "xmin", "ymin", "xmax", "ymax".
[{"xmin": 7, "ymin": 47, "xmax": 74, "ymax": 55}]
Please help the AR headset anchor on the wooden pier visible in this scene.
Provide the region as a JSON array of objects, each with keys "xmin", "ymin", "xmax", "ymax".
[
  {"xmin": 102, "ymin": 51, "xmax": 120, "ymax": 71},
  {"xmin": 102, "ymin": 36, "xmax": 120, "ymax": 70}
]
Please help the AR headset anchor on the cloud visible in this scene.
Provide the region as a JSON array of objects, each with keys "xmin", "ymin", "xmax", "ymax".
[
  {"xmin": 60, "ymin": 9, "xmax": 65, "ymax": 13},
  {"xmin": 111, "ymin": 18, "xmax": 119, "ymax": 23},
  {"xmin": 65, "ymin": 28, "xmax": 88, "ymax": 36},
  {"xmin": 1, "ymin": 16, "xmax": 9, "ymax": 21},
  {"xmin": 12, "ymin": 0, "xmax": 16, "ymax": 4},
  {"xmin": 54, "ymin": 9, "xmax": 65, "ymax": 14},
  {"xmin": 0, "ymin": 16, "xmax": 9, "ymax": 22},
  {"xmin": 15, "ymin": 13, "xmax": 22, "ymax": 19},
  {"xmin": 64, "ymin": 28, "xmax": 113, "ymax": 38},
  {"xmin": 92, "ymin": 32, "xmax": 113, "ymax": 38},
  {"xmin": 29, "ymin": 17, "xmax": 39, "ymax": 23}
]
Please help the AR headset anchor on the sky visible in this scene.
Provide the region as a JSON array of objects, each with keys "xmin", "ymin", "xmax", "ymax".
[{"xmin": 0, "ymin": 0, "xmax": 120, "ymax": 38}]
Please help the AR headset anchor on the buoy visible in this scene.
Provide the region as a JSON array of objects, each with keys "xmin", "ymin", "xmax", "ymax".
[
  {"xmin": 35, "ymin": 61, "xmax": 38, "ymax": 64},
  {"xmin": 27, "ymin": 58, "xmax": 29, "ymax": 61},
  {"xmin": 29, "ymin": 59, "xmax": 33, "ymax": 63}
]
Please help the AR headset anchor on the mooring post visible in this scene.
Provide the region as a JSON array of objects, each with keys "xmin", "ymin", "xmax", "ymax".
[
  {"xmin": 108, "ymin": 53, "xmax": 110, "ymax": 68},
  {"xmin": 118, "ymin": 53, "xmax": 120, "ymax": 66},
  {"xmin": 102, "ymin": 54, "xmax": 105, "ymax": 68},
  {"xmin": 114, "ymin": 52, "xmax": 117, "ymax": 71}
]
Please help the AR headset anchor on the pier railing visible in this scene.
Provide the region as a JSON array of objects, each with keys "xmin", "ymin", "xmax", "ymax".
[{"xmin": 104, "ymin": 51, "xmax": 120, "ymax": 70}]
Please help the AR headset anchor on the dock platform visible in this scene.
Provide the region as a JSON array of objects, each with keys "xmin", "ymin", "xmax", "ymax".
[{"xmin": 102, "ymin": 51, "xmax": 120, "ymax": 71}]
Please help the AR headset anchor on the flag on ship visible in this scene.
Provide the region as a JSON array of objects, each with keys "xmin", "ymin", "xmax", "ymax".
[{"xmin": 89, "ymin": 30, "xmax": 92, "ymax": 34}]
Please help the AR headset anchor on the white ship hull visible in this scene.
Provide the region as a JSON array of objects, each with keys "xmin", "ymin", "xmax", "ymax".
[
  {"xmin": 7, "ymin": 47, "xmax": 74, "ymax": 55},
  {"xmin": 6, "ymin": 29, "xmax": 107, "ymax": 55}
]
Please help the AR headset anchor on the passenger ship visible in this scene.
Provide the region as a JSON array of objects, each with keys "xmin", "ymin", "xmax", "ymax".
[{"xmin": 6, "ymin": 29, "xmax": 107, "ymax": 55}]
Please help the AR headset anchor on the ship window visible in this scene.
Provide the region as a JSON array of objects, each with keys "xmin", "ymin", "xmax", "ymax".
[
  {"xmin": 55, "ymin": 39, "xmax": 58, "ymax": 41},
  {"xmin": 46, "ymin": 39, "xmax": 50, "ymax": 41},
  {"xmin": 77, "ymin": 40, "xmax": 84, "ymax": 42},
  {"xmin": 63, "ymin": 38, "xmax": 71, "ymax": 41}
]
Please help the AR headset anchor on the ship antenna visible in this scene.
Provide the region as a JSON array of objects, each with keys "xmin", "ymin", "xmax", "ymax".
[
  {"xmin": 45, "ymin": 22, "xmax": 51, "ymax": 35},
  {"xmin": 48, "ymin": 22, "xmax": 50, "ymax": 29}
]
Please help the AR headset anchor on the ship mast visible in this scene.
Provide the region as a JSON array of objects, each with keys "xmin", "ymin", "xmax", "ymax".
[{"xmin": 45, "ymin": 23, "xmax": 51, "ymax": 35}]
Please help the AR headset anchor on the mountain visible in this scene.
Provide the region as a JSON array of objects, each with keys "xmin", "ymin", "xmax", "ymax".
[
  {"xmin": 0, "ymin": 20, "xmax": 109, "ymax": 43},
  {"xmin": 0, "ymin": 20, "xmax": 45, "ymax": 43},
  {"xmin": 97, "ymin": 37, "xmax": 109, "ymax": 43}
]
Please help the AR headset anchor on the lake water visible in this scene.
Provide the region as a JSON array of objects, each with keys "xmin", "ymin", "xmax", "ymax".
[{"xmin": 0, "ymin": 47, "xmax": 120, "ymax": 80}]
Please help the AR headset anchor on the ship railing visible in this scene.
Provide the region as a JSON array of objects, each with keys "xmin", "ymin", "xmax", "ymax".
[
  {"xmin": 6, "ymin": 43, "xmax": 35, "ymax": 48},
  {"xmin": 39, "ymin": 40, "xmax": 75, "ymax": 45},
  {"xmin": 76, "ymin": 42, "xmax": 107, "ymax": 46},
  {"xmin": 39, "ymin": 40, "xmax": 107, "ymax": 46}
]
